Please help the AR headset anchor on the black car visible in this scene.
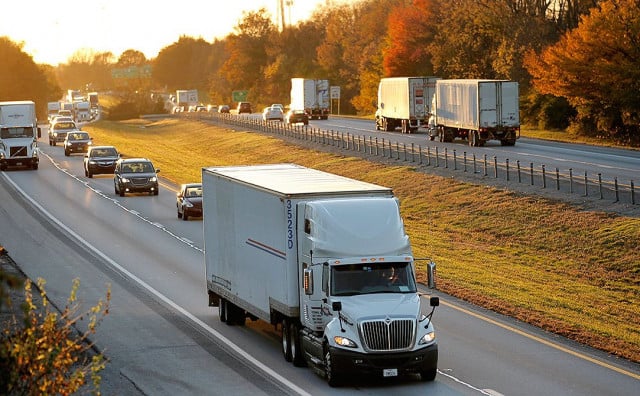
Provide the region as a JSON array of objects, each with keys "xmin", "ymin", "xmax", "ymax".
[
  {"xmin": 63, "ymin": 131, "xmax": 92, "ymax": 156},
  {"xmin": 84, "ymin": 146, "xmax": 119, "ymax": 178},
  {"xmin": 176, "ymin": 183, "xmax": 203, "ymax": 220},
  {"xmin": 285, "ymin": 109, "xmax": 309, "ymax": 125},
  {"xmin": 113, "ymin": 158, "xmax": 160, "ymax": 196}
]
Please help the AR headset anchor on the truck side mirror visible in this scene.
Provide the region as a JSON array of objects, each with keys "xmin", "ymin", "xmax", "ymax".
[
  {"xmin": 430, "ymin": 296, "xmax": 439, "ymax": 307},
  {"xmin": 37, "ymin": 127, "xmax": 41, "ymax": 139},
  {"xmin": 427, "ymin": 260, "xmax": 436, "ymax": 289},
  {"xmin": 303, "ymin": 268, "xmax": 313, "ymax": 295},
  {"xmin": 332, "ymin": 301, "xmax": 342, "ymax": 312}
]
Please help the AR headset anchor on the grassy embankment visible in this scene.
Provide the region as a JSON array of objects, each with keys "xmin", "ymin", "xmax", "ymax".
[{"xmin": 83, "ymin": 118, "xmax": 640, "ymax": 363}]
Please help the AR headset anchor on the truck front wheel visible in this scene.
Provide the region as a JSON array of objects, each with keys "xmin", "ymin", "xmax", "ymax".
[{"xmin": 324, "ymin": 347, "xmax": 343, "ymax": 387}]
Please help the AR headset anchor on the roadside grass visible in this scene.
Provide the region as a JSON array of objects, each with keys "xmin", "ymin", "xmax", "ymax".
[{"xmin": 83, "ymin": 118, "xmax": 640, "ymax": 363}]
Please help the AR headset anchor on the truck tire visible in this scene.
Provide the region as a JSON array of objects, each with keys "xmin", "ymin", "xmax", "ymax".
[
  {"xmin": 290, "ymin": 322, "xmax": 306, "ymax": 367},
  {"xmin": 282, "ymin": 319, "xmax": 293, "ymax": 362},
  {"xmin": 218, "ymin": 299, "xmax": 227, "ymax": 322},
  {"xmin": 324, "ymin": 347, "xmax": 343, "ymax": 387},
  {"xmin": 420, "ymin": 368, "xmax": 437, "ymax": 381}
]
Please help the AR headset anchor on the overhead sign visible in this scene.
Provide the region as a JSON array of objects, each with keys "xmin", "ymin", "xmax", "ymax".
[
  {"xmin": 111, "ymin": 65, "xmax": 152, "ymax": 79},
  {"xmin": 232, "ymin": 90, "xmax": 248, "ymax": 102},
  {"xmin": 330, "ymin": 86, "xmax": 341, "ymax": 99}
]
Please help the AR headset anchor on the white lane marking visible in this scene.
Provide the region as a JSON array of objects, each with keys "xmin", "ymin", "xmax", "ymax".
[
  {"xmin": 2, "ymin": 172, "xmax": 312, "ymax": 396},
  {"xmin": 439, "ymin": 299, "xmax": 640, "ymax": 381}
]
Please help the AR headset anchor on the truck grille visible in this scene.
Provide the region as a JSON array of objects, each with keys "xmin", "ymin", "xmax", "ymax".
[
  {"xmin": 10, "ymin": 146, "xmax": 28, "ymax": 157},
  {"xmin": 360, "ymin": 318, "xmax": 414, "ymax": 351}
]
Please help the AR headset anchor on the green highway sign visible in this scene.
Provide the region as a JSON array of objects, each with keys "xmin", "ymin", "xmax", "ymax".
[{"xmin": 232, "ymin": 90, "xmax": 248, "ymax": 102}]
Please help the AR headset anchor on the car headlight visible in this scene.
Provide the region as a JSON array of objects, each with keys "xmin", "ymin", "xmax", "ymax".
[
  {"xmin": 333, "ymin": 336, "xmax": 358, "ymax": 348},
  {"xmin": 418, "ymin": 331, "xmax": 436, "ymax": 345},
  {"xmin": 149, "ymin": 176, "xmax": 157, "ymax": 182},
  {"xmin": 121, "ymin": 177, "xmax": 130, "ymax": 183},
  {"xmin": 184, "ymin": 200, "xmax": 193, "ymax": 208},
  {"xmin": 89, "ymin": 160, "xmax": 97, "ymax": 164}
]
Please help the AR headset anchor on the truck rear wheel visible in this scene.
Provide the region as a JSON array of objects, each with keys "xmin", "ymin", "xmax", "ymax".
[
  {"xmin": 218, "ymin": 299, "xmax": 227, "ymax": 322},
  {"xmin": 290, "ymin": 322, "xmax": 306, "ymax": 367},
  {"xmin": 282, "ymin": 319, "xmax": 292, "ymax": 362}
]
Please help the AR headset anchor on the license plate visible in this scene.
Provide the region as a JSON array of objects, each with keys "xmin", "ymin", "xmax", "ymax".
[
  {"xmin": 15, "ymin": 162, "xmax": 22, "ymax": 166},
  {"xmin": 383, "ymin": 368, "xmax": 398, "ymax": 377}
]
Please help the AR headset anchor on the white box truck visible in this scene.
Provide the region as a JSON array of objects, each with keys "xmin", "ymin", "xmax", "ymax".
[
  {"xmin": 203, "ymin": 164, "xmax": 439, "ymax": 386},
  {"xmin": 290, "ymin": 78, "xmax": 330, "ymax": 120},
  {"xmin": 47, "ymin": 101, "xmax": 61, "ymax": 122},
  {"xmin": 0, "ymin": 101, "xmax": 41, "ymax": 171},
  {"xmin": 432, "ymin": 79, "xmax": 520, "ymax": 146},
  {"xmin": 375, "ymin": 77, "xmax": 440, "ymax": 133}
]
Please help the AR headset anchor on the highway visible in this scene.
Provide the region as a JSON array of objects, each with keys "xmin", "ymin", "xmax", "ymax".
[{"xmin": 0, "ymin": 127, "xmax": 638, "ymax": 395}]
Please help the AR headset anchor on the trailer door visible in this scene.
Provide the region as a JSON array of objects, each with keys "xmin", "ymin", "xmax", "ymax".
[
  {"xmin": 478, "ymin": 82, "xmax": 498, "ymax": 128},
  {"xmin": 499, "ymin": 82, "xmax": 519, "ymax": 127}
]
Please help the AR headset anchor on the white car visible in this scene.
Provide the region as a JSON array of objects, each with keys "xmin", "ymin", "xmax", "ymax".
[{"xmin": 262, "ymin": 106, "xmax": 284, "ymax": 122}]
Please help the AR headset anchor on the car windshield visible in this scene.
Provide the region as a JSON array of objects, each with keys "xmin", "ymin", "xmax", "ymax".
[
  {"xmin": 331, "ymin": 262, "xmax": 417, "ymax": 296},
  {"xmin": 0, "ymin": 127, "xmax": 33, "ymax": 139},
  {"xmin": 69, "ymin": 132, "xmax": 89, "ymax": 140},
  {"xmin": 93, "ymin": 148, "xmax": 117, "ymax": 157},
  {"xmin": 123, "ymin": 162, "xmax": 153, "ymax": 173}
]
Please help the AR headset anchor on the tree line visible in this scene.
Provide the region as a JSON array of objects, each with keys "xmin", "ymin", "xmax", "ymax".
[{"xmin": 0, "ymin": 0, "xmax": 638, "ymax": 145}]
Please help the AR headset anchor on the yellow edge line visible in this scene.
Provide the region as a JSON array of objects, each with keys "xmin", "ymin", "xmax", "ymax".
[{"xmin": 440, "ymin": 299, "xmax": 640, "ymax": 380}]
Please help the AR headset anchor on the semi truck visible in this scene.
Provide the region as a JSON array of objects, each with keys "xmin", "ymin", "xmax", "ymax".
[
  {"xmin": 431, "ymin": 79, "xmax": 520, "ymax": 146},
  {"xmin": 203, "ymin": 164, "xmax": 439, "ymax": 386},
  {"xmin": 375, "ymin": 77, "xmax": 440, "ymax": 133},
  {"xmin": 290, "ymin": 78, "xmax": 330, "ymax": 120},
  {"xmin": 176, "ymin": 89, "xmax": 198, "ymax": 112},
  {"xmin": 74, "ymin": 101, "xmax": 91, "ymax": 122},
  {"xmin": 0, "ymin": 101, "xmax": 41, "ymax": 171}
]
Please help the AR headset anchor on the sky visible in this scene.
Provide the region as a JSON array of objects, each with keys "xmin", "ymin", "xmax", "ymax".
[{"xmin": 1, "ymin": 0, "xmax": 339, "ymax": 66}]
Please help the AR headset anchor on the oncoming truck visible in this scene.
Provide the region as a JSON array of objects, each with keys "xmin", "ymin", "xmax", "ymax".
[
  {"xmin": 0, "ymin": 101, "xmax": 41, "ymax": 171},
  {"xmin": 203, "ymin": 164, "xmax": 439, "ymax": 386}
]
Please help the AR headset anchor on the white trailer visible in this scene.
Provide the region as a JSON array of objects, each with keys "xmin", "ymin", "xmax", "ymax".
[
  {"xmin": 290, "ymin": 78, "xmax": 330, "ymax": 120},
  {"xmin": 375, "ymin": 77, "xmax": 440, "ymax": 133},
  {"xmin": 203, "ymin": 164, "xmax": 439, "ymax": 386},
  {"xmin": 0, "ymin": 101, "xmax": 41, "ymax": 170},
  {"xmin": 176, "ymin": 89, "xmax": 198, "ymax": 112},
  {"xmin": 432, "ymin": 79, "xmax": 520, "ymax": 146}
]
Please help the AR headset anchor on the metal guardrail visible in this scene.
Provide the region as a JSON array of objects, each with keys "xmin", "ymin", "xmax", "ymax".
[{"xmin": 183, "ymin": 112, "xmax": 637, "ymax": 207}]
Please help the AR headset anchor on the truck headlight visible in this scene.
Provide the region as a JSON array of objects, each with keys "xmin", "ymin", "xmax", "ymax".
[
  {"xmin": 184, "ymin": 201, "xmax": 193, "ymax": 208},
  {"xmin": 418, "ymin": 331, "xmax": 436, "ymax": 345},
  {"xmin": 150, "ymin": 176, "xmax": 157, "ymax": 182},
  {"xmin": 333, "ymin": 336, "xmax": 358, "ymax": 348}
]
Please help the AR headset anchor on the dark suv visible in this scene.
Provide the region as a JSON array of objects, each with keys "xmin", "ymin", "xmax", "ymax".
[
  {"xmin": 63, "ymin": 131, "xmax": 92, "ymax": 156},
  {"xmin": 114, "ymin": 158, "xmax": 160, "ymax": 196},
  {"xmin": 237, "ymin": 102, "xmax": 252, "ymax": 114}
]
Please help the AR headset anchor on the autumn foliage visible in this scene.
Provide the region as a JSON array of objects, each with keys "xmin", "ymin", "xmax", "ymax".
[
  {"xmin": 0, "ymin": 278, "xmax": 109, "ymax": 395},
  {"xmin": 1, "ymin": 0, "xmax": 639, "ymax": 144}
]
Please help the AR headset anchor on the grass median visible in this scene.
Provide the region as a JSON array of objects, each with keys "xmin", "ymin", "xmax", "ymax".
[{"xmin": 83, "ymin": 117, "xmax": 640, "ymax": 363}]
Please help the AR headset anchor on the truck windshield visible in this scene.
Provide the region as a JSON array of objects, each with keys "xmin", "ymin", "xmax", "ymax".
[
  {"xmin": 1, "ymin": 127, "xmax": 33, "ymax": 139},
  {"xmin": 331, "ymin": 262, "xmax": 417, "ymax": 296}
]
